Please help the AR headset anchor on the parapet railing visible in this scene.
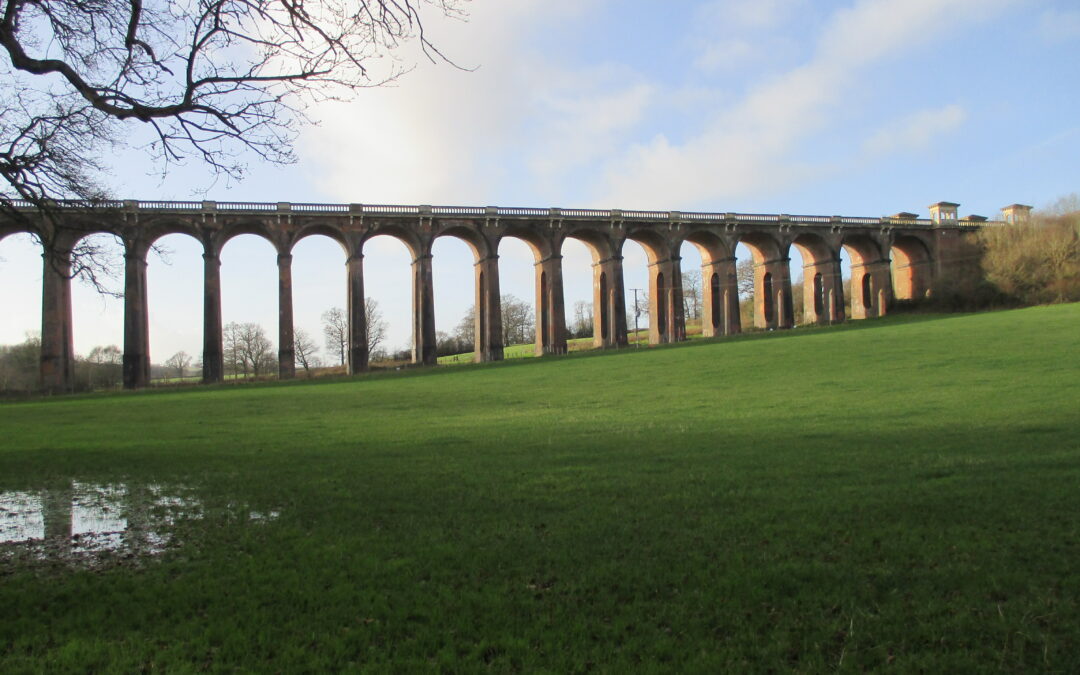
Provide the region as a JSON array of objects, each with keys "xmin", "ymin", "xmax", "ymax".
[{"xmin": 4, "ymin": 199, "xmax": 996, "ymax": 228}]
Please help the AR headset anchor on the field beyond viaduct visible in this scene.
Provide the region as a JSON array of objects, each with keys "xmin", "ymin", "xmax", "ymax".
[{"xmin": 1, "ymin": 304, "xmax": 1078, "ymax": 670}]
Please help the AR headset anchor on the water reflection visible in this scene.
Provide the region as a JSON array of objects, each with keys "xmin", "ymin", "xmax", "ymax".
[{"xmin": 0, "ymin": 481, "xmax": 278, "ymax": 566}]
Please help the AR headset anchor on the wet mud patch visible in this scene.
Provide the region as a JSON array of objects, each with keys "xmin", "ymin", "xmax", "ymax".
[{"xmin": 0, "ymin": 481, "xmax": 279, "ymax": 572}]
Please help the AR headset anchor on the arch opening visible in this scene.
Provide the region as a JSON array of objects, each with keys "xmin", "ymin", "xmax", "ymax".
[
  {"xmin": 841, "ymin": 235, "xmax": 886, "ymax": 319},
  {"xmin": 735, "ymin": 233, "xmax": 786, "ymax": 330},
  {"xmin": 70, "ymin": 233, "xmax": 126, "ymax": 390},
  {"xmin": 291, "ymin": 234, "xmax": 347, "ymax": 376},
  {"xmin": 562, "ymin": 237, "xmax": 595, "ymax": 344},
  {"xmin": 495, "ymin": 235, "xmax": 539, "ymax": 355},
  {"xmin": 0, "ymin": 233, "xmax": 44, "ymax": 392},
  {"xmin": 432, "ymin": 235, "xmax": 477, "ymax": 362},
  {"xmin": 677, "ymin": 240, "xmax": 705, "ymax": 338},
  {"xmin": 891, "ymin": 235, "xmax": 932, "ymax": 302},
  {"xmin": 220, "ymin": 234, "xmax": 278, "ymax": 379},
  {"xmin": 620, "ymin": 239, "xmax": 651, "ymax": 345},
  {"xmin": 791, "ymin": 233, "xmax": 838, "ymax": 326},
  {"xmin": 362, "ymin": 234, "xmax": 415, "ymax": 365},
  {"xmin": 147, "ymin": 233, "xmax": 203, "ymax": 383}
]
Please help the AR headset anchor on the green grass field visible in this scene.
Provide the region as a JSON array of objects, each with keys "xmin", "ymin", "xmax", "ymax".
[{"xmin": 2, "ymin": 305, "xmax": 1078, "ymax": 670}]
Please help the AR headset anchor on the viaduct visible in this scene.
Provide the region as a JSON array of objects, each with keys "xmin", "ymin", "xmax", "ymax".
[{"xmin": 1, "ymin": 199, "xmax": 1032, "ymax": 392}]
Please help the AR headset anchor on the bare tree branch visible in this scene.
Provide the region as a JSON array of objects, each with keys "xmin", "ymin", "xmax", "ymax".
[{"xmin": 1, "ymin": 0, "xmax": 465, "ymax": 291}]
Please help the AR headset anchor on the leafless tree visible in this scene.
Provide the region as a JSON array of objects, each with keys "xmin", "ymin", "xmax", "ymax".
[
  {"xmin": 223, "ymin": 321, "xmax": 243, "ymax": 376},
  {"xmin": 365, "ymin": 298, "xmax": 387, "ymax": 355},
  {"xmin": 164, "ymin": 350, "xmax": 192, "ymax": 380},
  {"xmin": 681, "ymin": 270, "xmax": 701, "ymax": 320},
  {"xmin": 0, "ymin": 0, "xmax": 465, "ymax": 290},
  {"xmin": 322, "ymin": 307, "xmax": 348, "ymax": 366},
  {"xmin": 627, "ymin": 290, "xmax": 648, "ymax": 338},
  {"xmin": 323, "ymin": 299, "xmax": 385, "ymax": 365},
  {"xmin": 452, "ymin": 304, "xmax": 475, "ymax": 351},
  {"xmin": 571, "ymin": 300, "xmax": 592, "ymax": 338},
  {"xmin": 500, "ymin": 294, "xmax": 533, "ymax": 346},
  {"xmin": 978, "ymin": 207, "xmax": 1080, "ymax": 304},
  {"xmin": 293, "ymin": 328, "xmax": 319, "ymax": 375},
  {"xmin": 736, "ymin": 259, "xmax": 756, "ymax": 298},
  {"xmin": 223, "ymin": 321, "xmax": 273, "ymax": 377},
  {"xmin": 239, "ymin": 323, "xmax": 274, "ymax": 377}
]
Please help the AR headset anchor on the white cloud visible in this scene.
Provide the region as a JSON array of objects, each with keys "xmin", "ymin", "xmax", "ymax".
[
  {"xmin": 862, "ymin": 105, "xmax": 968, "ymax": 157},
  {"xmin": 528, "ymin": 76, "xmax": 655, "ymax": 180},
  {"xmin": 694, "ymin": 40, "xmax": 759, "ymax": 71},
  {"xmin": 596, "ymin": 0, "xmax": 1019, "ymax": 208},
  {"xmin": 691, "ymin": 1, "xmax": 804, "ymax": 72},
  {"xmin": 697, "ymin": 0, "xmax": 803, "ymax": 31},
  {"xmin": 301, "ymin": 0, "xmax": 633, "ymax": 206}
]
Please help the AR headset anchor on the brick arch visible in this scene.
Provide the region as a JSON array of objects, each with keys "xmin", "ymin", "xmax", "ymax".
[
  {"xmin": 497, "ymin": 225, "xmax": 557, "ymax": 263},
  {"xmin": 891, "ymin": 234, "xmax": 933, "ymax": 301},
  {"xmin": 790, "ymin": 232, "xmax": 835, "ymax": 267},
  {"xmin": 622, "ymin": 227, "xmax": 672, "ymax": 265},
  {"xmin": 841, "ymin": 233, "xmax": 890, "ymax": 319},
  {"xmin": 214, "ymin": 222, "xmax": 284, "ymax": 257},
  {"xmin": 621, "ymin": 229, "xmax": 684, "ymax": 344},
  {"xmin": 288, "ymin": 223, "xmax": 349, "ymax": 258},
  {"xmin": 790, "ymin": 231, "xmax": 843, "ymax": 325},
  {"xmin": 138, "ymin": 217, "xmax": 204, "ymax": 245},
  {"xmin": 681, "ymin": 229, "xmax": 732, "ymax": 266},
  {"xmin": 0, "ymin": 223, "xmax": 43, "ymax": 242},
  {"xmin": 733, "ymin": 231, "xmax": 793, "ymax": 330},
  {"xmin": 435, "ymin": 223, "xmax": 492, "ymax": 263},
  {"xmin": 361, "ymin": 225, "xmax": 424, "ymax": 261},
  {"xmin": 737, "ymin": 231, "xmax": 783, "ymax": 264},
  {"xmin": 563, "ymin": 226, "xmax": 616, "ymax": 263},
  {"xmin": 839, "ymin": 233, "xmax": 883, "ymax": 267},
  {"xmin": 561, "ymin": 228, "xmax": 624, "ymax": 348},
  {"xmin": 678, "ymin": 230, "xmax": 736, "ymax": 337}
]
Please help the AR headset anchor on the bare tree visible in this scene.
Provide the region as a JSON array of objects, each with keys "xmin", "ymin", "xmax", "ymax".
[
  {"xmin": 223, "ymin": 321, "xmax": 273, "ymax": 377},
  {"xmin": 736, "ymin": 259, "xmax": 756, "ymax": 298},
  {"xmin": 322, "ymin": 308, "xmax": 348, "ymax": 366},
  {"xmin": 164, "ymin": 351, "xmax": 192, "ymax": 380},
  {"xmin": 452, "ymin": 305, "xmax": 475, "ymax": 352},
  {"xmin": 1, "ymin": 0, "xmax": 465, "ymax": 290},
  {"xmin": 223, "ymin": 321, "xmax": 244, "ymax": 376},
  {"xmin": 978, "ymin": 207, "xmax": 1080, "ymax": 305},
  {"xmin": 682, "ymin": 270, "xmax": 701, "ymax": 320},
  {"xmin": 323, "ymin": 299, "xmax": 386, "ymax": 365},
  {"xmin": 500, "ymin": 294, "xmax": 534, "ymax": 346},
  {"xmin": 293, "ymin": 328, "xmax": 320, "ymax": 376},
  {"xmin": 571, "ymin": 300, "xmax": 592, "ymax": 338},
  {"xmin": 366, "ymin": 298, "xmax": 387, "ymax": 355},
  {"xmin": 238, "ymin": 323, "xmax": 274, "ymax": 377}
]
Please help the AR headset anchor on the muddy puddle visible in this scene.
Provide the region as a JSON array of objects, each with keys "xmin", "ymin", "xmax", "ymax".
[{"xmin": 0, "ymin": 481, "xmax": 278, "ymax": 569}]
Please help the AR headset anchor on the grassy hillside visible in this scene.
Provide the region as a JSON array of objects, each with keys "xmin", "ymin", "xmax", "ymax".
[{"xmin": 1, "ymin": 305, "xmax": 1078, "ymax": 670}]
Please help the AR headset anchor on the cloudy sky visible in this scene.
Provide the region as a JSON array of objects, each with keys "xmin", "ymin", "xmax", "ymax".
[{"xmin": 2, "ymin": 0, "xmax": 1078, "ymax": 362}]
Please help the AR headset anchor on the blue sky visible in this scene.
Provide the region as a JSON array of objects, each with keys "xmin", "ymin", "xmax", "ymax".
[{"xmin": 2, "ymin": 0, "xmax": 1078, "ymax": 362}]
